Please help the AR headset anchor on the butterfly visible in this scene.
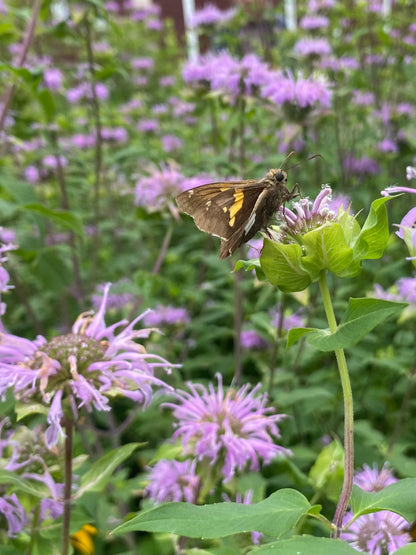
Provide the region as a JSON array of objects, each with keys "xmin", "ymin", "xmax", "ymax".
[{"xmin": 176, "ymin": 167, "xmax": 299, "ymax": 258}]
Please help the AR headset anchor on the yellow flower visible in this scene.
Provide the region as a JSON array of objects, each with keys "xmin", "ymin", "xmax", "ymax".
[{"xmin": 71, "ymin": 524, "xmax": 97, "ymax": 555}]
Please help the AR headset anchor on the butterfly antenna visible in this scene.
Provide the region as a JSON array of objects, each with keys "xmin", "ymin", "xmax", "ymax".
[{"xmin": 286, "ymin": 153, "xmax": 324, "ymax": 171}]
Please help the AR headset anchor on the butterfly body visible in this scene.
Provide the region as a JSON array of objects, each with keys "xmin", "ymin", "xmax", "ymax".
[{"xmin": 176, "ymin": 168, "xmax": 297, "ymax": 258}]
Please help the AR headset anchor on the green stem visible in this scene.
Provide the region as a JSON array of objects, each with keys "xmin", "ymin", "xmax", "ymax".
[
  {"xmin": 61, "ymin": 415, "xmax": 74, "ymax": 555},
  {"xmin": 318, "ymin": 271, "xmax": 354, "ymax": 539}
]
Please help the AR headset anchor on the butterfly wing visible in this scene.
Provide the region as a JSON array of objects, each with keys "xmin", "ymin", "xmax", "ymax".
[{"xmin": 176, "ymin": 180, "xmax": 265, "ymax": 240}]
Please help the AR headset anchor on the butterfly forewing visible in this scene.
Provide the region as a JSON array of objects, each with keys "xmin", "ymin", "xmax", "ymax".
[{"xmin": 176, "ymin": 180, "xmax": 265, "ymax": 240}]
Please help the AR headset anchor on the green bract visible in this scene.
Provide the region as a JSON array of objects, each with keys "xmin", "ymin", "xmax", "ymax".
[{"xmin": 260, "ymin": 197, "xmax": 391, "ymax": 292}]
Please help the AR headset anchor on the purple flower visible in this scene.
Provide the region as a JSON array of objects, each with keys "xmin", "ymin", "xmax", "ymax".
[
  {"xmin": 131, "ymin": 57, "xmax": 154, "ymax": 70},
  {"xmin": 159, "ymin": 76, "xmax": 176, "ymax": 87},
  {"xmin": 294, "ymin": 37, "xmax": 332, "ymax": 57},
  {"xmin": 247, "ymin": 238, "xmax": 264, "ymax": 259},
  {"xmin": 161, "ymin": 134, "xmax": 183, "ymax": 152},
  {"xmin": 299, "ymin": 15, "xmax": 329, "ymax": 29},
  {"xmin": 137, "ymin": 118, "xmax": 159, "ymax": 132},
  {"xmin": 275, "ymin": 186, "xmax": 336, "ymax": 241},
  {"xmin": 0, "ymin": 284, "xmax": 176, "ymax": 447},
  {"xmin": 352, "ymin": 91, "xmax": 376, "ymax": 107},
  {"xmin": 42, "ymin": 154, "xmax": 68, "ymax": 169},
  {"xmin": 145, "ymin": 459, "xmax": 200, "ymax": 504},
  {"xmin": 328, "ymin": 193, "xmax": 351, "ymax": 215},
  {"xmin": 71, "ymin": 133, "xmax": 96, "ymax": 149},
  {"xmin": 262, "ymin": 71, "xmax": 332, "ymax": 111},
  {"xmin": 343, "ymin": 155, "xmax": 380, "ymax": 176},
  {"xmin": 342, "ymin": 511, "xmax": 410, "ymax": 554},
  {"xmin": 270, "ymin": 305, "xmax": 306, "ymax": 331},
  {"xmin": 189, "ymin": 3, "xmax": 236, "ymax": 27},
  {"xmin": 146, "ymin": 18, "xmax": 162, "ymax": 31},
  {"xmin": 43, "ymin": 67, "xmax": 63, "ymax": 91},
  {"xmin": 163, "ymin": 375, "xmax": 291, "ymax": 481},
  {"xmin": 377, "ymin": 138, "xmax": 397, "ymax": 153},
  {"xmin": 0, "ymin": 493, "xmax": 27, "ymax": 537},
  {"xmin": 143, "ymin": 305, "xmax": 190, "ymax": 327},
  {"xmin": 240, "ymin": 330, "xmax": 270, "ymax": 350},
  {"xmin": 370, "ymin": 284, "xmax": 402, "ymax": 302},
  {"xmin": 91, "ymin": 279, "xmax": 135, "ymax": 312},
  {"xmin": 396, "ymin": 277, "xmax": 416, "ymax": 304},
  {"xmin": 354, "ymin": 464, "xmax": 397, "ymax": 492}
]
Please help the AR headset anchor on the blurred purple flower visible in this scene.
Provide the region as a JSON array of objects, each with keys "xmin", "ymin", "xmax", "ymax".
[
  {"xmin": 24, "ymin": 165, "xmax": 40, "ymax": 184},
  {"xmin": 352, "ymin": 90, "xmax": 375, "ymax": 106},
  {"xmin": 0, "ymin": 493, "xmax": 27, "ymax": 537},
  {"xmin": 294, "ymin": 37, "xmax": 332, "ymax": 57},
  {"xmin": 147, "ymin": 18, "xmax": 162, "ymax": 31},
  {"xmin": 343, "ymin": 155, "xmax": 380, "ymax": 176},
  {"xmin": 190, "ymin": 3, "xmax": 236, "ymax": 27},
  {"xmin": 91, "ymin": 279, "xmax": 135, "ymax": 312},
  {"xmin": 246, "ymin": 238, "xmax": 264, "ymax": 259},
  {"xmin": 137, "ymin": 119, "xmax": 159, "ymax": 132},
  {"xmin": 145, "ymin": 459, "xmax": 200, "ymax": 504},
  {"xmin": 406, "ymin": 166, "xmax": 416, "ymax": 180},
  {"xmin": 131, "ymin": 57, "xmax": 154, "ymax": 70},
  {"xmin": 321, "ymin": 56, "xmax": 359, "ymax": 72},
  {"xmin": 299, "ymin": 15, "xmax": 329, "ymax": 29},
  {"xmin": 100, "ymin": 126, "xmax": 128, "ymax": 142},
  {"xmin": 371, "ymin": 284, "xmax": 402, "ymax": 302},
  {"xmin": 151, "ymin": 103, "xmax": 168, "ymax": 115},
  {"xmin": 396, "ymin": 277, "xmax": 416, "ymax": 303},
  {"xmin": 377, "ymin": 138, "xmax": 398, "ymax": 153},
  {"xmin": 270, "ymin": 305, "xmax": 306, "ymax": 331},
  {"xmin": 42, "ymin": 154, "xmax": 68, "ymax": 169},
  {"xmin": 240, "ymin": 330, "xmax": 270, "ymax": 350},
  {"xmin": 71, "ymin": 133, "xmax": 96, "ymax": 149},
  {"xmin": 328, "ymin": 193, "xmax": 351, "ymax": 215},
  {"xmin": 43, "ymin": 67, "xmax": 63, "ymax": 91},
  {"xmin": 143, "ymin": 305, "xmax": 190, "ymax": 327},
  {"xmin": 0, "ymin": 283, "xmax": 176, "ymax": 447},
  {"xmin": 159, "ymin": 76, "xmax": 176, "ymax": 87},
  {"xmin": 161, "ymin": 134, "xmax": 183, "ymax": 152},
  {"xmin": 163, "ymin": 374, "xmax": 291, "ymax": 481},
  {"xmin": 262, "ymin": 71, "xmax": 332, "ymax": 110},
  {"xmin": 308, "ymin": 0, "xmax": 335, "ymax": 10}
]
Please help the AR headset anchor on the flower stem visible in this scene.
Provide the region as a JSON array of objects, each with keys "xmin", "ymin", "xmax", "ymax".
[
  {"xmin": 318, "ymin": 271, "xmax": 354, "ymax": 538},
  {"xmin": 62, "ymin": 415, "xmax": 74, "ymax": 555}
]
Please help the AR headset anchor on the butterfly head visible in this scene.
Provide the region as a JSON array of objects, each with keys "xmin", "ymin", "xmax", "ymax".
[{"xmin": 267, "ymin": 168, "xmax": 288, "ymax": 186}]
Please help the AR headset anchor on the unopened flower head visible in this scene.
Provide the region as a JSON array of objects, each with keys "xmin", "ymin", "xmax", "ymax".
[
  {"xmin": 0, "ymin": 284, "xmax": 176, "ymax": 447},
  {"xmin": 163, "ymin": 374, "xmax": 291, "ymax": 481}
]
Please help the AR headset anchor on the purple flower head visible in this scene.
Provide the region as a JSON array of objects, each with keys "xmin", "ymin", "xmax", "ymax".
[
  {"xmin": 377, "ymin": 138, "xmax": 397, "ymax": 153},
  {"xmin": 91, "ymin": 279, "xmax": 135, "ymax": 312},
  {"xmin": 42, "ymin": 154, "xmax": 68, "ymax": 170},
  {"xmin": 328, "ymin": 193, "xmax": 351, "ymax": 215},
  {"xmin": 270, "ymin": 305, "xmax": 306, "ymax": 331},
  {"xmin": 341, "ymin": 510, "xmax": 411, "ymax": 554},
  {"xmin": 43, "ymin": 67, "xmax": 63, "ymax": 91},
  {"xmin": 247, "ymin": 238, "xmax": 264, "ymax": 259},
  {"xmin": 299, "ymin": 15, "xmax": 329, "ymax": 29},
  {"xmin": 137, "ymin": 118, "xmax": 159, "ymax": 133},
  {"xmin": 354, "ymin": 464, "xmax": 397, "ymax": 492},
  {"xmin": 343, "ymin": 155, "xmax": 380, "ymax": 176},
  {"xmin": 189, "ymin": 4, "xmax": 236, "ymax": 27},
  {"xmin": 352, "ymin": 90, "xmax": 376, "ymax": 107},
  {"xmin": 262, "ymin": 71, "xmax": 332, "ymax": 116},
  {"xmin": 240, "ymin": 330, "xmax": 270, "ymax": 350},
  {"xmin": 163, "ymin": 375, "xmax": 291, "ymax": 481},
  {"xmin": 275, "ymin": 186, "xmax": 336, "ymax": 241},
  {"xmin": 143, "ymin": 305, "xmax": 190, "ymax": 327},
  {"xmin": 161, "ymin": 134, "xmax": 183, "ymax": 152},
  {"xmin": 396, "ymin": 277, "xmax": 416, "ymax": 304},
  {"xmin": 370, "ymin": 284, "xmax": 402, "ymax": 302},
  {"xmin": 131, "ymin": 57, "xmax": 154, "ymax": 70},
  {"xmin": 183, "ymin": 52, "xmax": 274, "ymax": 103},
  {"xmin": 159, "ymin": 76, "xmax": 176, "ymax": 87},
  {"xmin": 0, "ymin": 284, "xmax": 176, "ymax": 447},
  {"xmin": 293, "ymin": 37, "xmax": 332, "ymax": 57},
  {"xmin": 0, "ymin": 492, "xmax": 27, "ymax": 537},
  {"xmin": 145, "ymin": 459, "xmax": 200, "ymax": 504}
]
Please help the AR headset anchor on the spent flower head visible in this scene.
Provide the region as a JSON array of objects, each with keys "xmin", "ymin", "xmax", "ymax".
[
  {"xmin": 0, "ymin": 284, "xmax": 176, "ymax": 447},
  {"xmin": 163, "ymin": 374, "xmax": 291, "ymax": 481}
]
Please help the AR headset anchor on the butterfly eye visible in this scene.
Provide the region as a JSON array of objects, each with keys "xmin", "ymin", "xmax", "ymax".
[{"xmin": 275, "ymin": 170, "xmax": 286, "ymax": 182}]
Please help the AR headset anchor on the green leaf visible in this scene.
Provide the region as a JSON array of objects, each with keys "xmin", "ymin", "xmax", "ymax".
[
  {"xmin": 301, "ymin": 223, "xmax": 359, "ymax": 278},
  {"xmin": 15, "ymin": 401, "xmax": 49, "ymax": 421},
  {"xmin": 309, "ymin": 440, "xmax": 344, "ymax": 503},
  {"xmin": 260, "ymin": 239, "xmax": 311, "ymax": 292},
  {"xmin": 249, "ymin": 536, "xmax": 364, "ymax": 555},
  {"xmin": 0, "ymin": 470, "xmax": 49, "ymax": 498},
  {"xmin": 32, "ymin": 246, "xmax": 73, "ymax": 291},
  {"xmin": 353, "ymin": 197, "xmax": 390, "ymax": 261},
  {"xmin": 22, "ymin": 204, "xmax": 85, "ymax": 237},
  {"xmin": 37, "ymin": 88, "xmax": 55, "ymax": 121},
  {"xmin": 351, "ymin": 478, "xmax": 416, "ymax": 523},
  {"xmin": 391, "ymin": 544, "xmax": 416, "ymax": 555},
  {"xmin": 112, "ymin": 489, "xmax": 311, "ymax": 538},
  {"xmin": 287, "ymin": 298, "xmax": 407, "ymax": 351},
  {"xmin": 75, "ymin": 443, "xmax": 142, "ymax": 498}
]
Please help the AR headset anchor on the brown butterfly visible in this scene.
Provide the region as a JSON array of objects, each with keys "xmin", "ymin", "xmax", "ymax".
[{"xmin": 176, "ymin": 167, "xmax": 299, "ymax": 258}]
